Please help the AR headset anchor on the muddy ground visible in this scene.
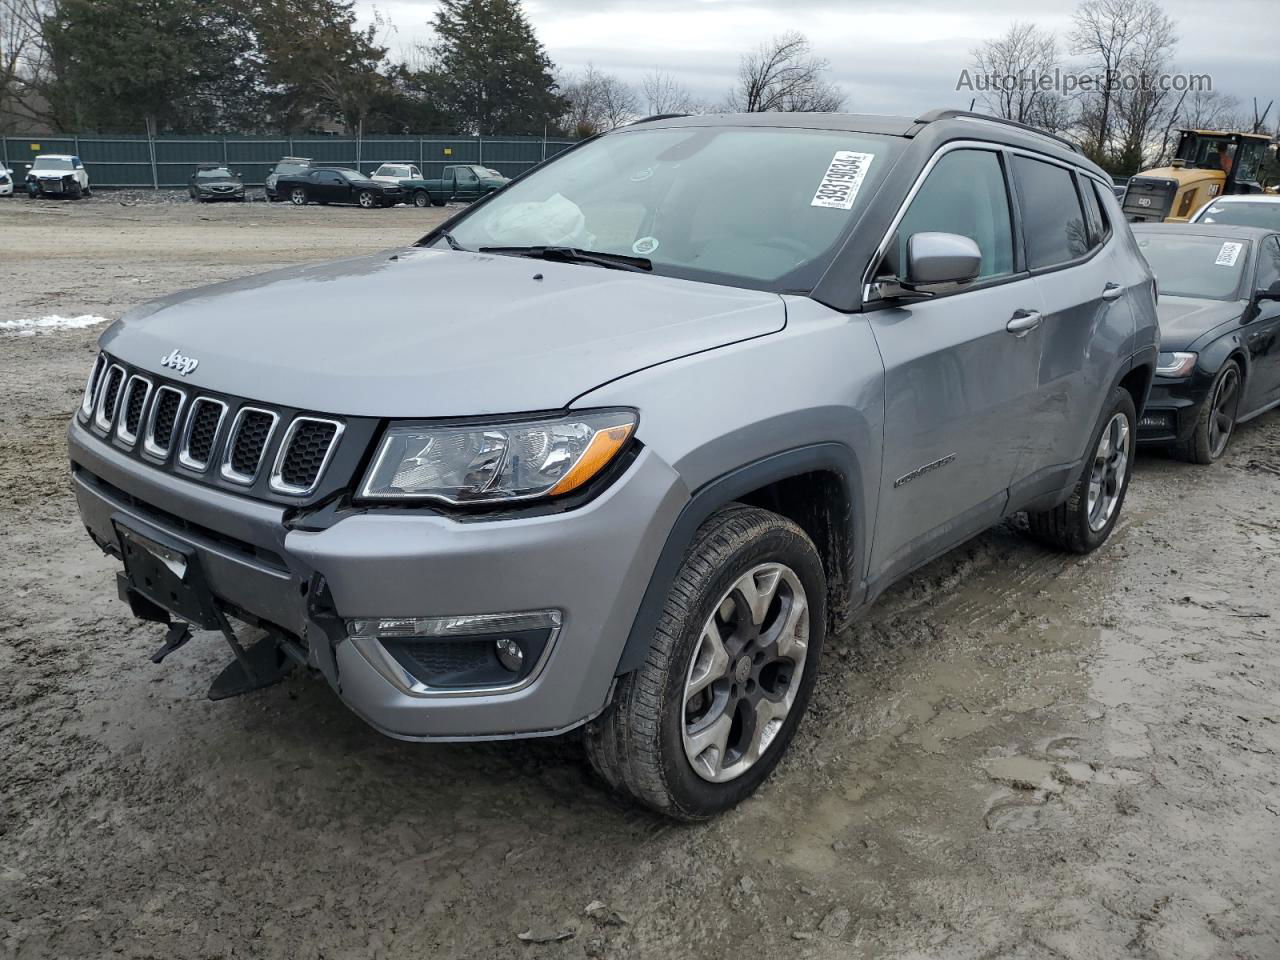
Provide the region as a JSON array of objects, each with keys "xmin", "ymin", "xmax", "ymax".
[{"xmin": 2, "ymin": 195, "xmax": 1278, "ymax": 960}]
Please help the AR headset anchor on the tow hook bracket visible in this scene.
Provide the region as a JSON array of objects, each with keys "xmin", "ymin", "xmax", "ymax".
[
  {"xmin": 150, "ymin": 622, "xmax": 193, "ymax": 664},
  {"xmin": 207, "ymin": 623, "xmax": 295, "ymax": 701}
]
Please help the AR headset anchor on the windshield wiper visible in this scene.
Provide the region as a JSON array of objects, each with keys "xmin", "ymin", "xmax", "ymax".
[{"xmin": 477, "ymin": 245, "xmax": 652, "ymax": 273}]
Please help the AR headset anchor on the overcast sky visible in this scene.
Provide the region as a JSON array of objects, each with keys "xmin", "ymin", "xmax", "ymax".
[{"xmin": 355, "ymin": 0, "xmax": 1276, "ymax": 120}]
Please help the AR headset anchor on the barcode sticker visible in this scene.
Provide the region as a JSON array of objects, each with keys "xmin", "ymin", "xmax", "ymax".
[
  {"xmin": 1215, "ymin": 241, "xmax": 1243, "ymax": 267},
  {"xmin": 811, "ymin": 152, "xmax": 874, "ymax": 210}
]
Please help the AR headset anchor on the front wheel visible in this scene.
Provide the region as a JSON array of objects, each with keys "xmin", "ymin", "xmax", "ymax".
[
  {"xmin": 289, "ymin": 187, "xmax": 307, "ymax": 205},
  {"xmin": 357, "ymin": 190, "xmax": 376, "ymax": 209},
  {"xmin": 1027, "ymin": 385, "xmax": 1136, "ymax": 553},
  {"xmin": 586, "ymin": 504, "xmax": 826, "ymax": 820},
  {"xmin": 1175, "ymin": 360, "xmax": 1241, "ymax": 464}
]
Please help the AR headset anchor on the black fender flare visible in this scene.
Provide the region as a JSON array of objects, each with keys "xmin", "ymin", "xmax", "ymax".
[{"xmin": 614, "ymin": 442, "xmax": 865, "ymax": 676}]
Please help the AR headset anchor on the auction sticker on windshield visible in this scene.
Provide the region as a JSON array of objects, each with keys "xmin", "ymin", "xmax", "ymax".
[
  {"xmin": 811, "ymin": 152, "xmax": 874, "ymax": 210},
  {"xmin": 1215, "ymin": 241, "xmax": 1243, "ymax": 267}
]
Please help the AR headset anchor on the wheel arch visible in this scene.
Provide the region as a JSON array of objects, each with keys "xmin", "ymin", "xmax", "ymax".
[{"xmin": 614, "ymin": 443, "xmax": 865, "ymax": 677}]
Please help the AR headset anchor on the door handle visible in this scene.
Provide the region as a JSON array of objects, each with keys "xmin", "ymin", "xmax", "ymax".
[
  {"xmin": 1006, "ymin": 310, "xmax": 1043, "ymax": 336},
  {"xmin": 1101, "ymin": 283, "xmax": 1124, "ymax": 301}
]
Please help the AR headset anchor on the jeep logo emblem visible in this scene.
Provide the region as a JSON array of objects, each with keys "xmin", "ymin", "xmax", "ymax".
[{"xmin": 160, "ymin": 348, "xmax": 199, "ymax": 376}]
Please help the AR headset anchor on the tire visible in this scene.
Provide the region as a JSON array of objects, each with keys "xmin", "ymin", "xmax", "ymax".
[
  {"xmin": 1174, "ymin": 359, "xmax": 1241, "ymax": 464},
  {"xmin": 413, "ymin": 190, "xmax": 430, "ymax": 208},
  {"xmin": 585, "ymin": 504, "xmax": 827, "ymax": 820},
  {"xmin": 1027, "ymin": 385, "xmax": 1136, "ymax": 554},
  {"xmin": 357, "ymin": 190, "xmax": 376, "ymax": 209},
  {"xmin": 289, "ymin": 187, "xmax": 307, "ymax": 205},
  {"xmin": 431, "ymin": 196, "xmax": 446, "ymax": 207}
]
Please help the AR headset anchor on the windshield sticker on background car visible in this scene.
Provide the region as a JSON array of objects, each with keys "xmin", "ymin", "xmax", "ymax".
[
  {"xmin": 632, "ymin": 236, "xmax": 660, "ymax": 256},
  {"xmin": 1214, "ymin": 241, "xmax": 1243, "ymax": 267},
  {"xmin": 810, "ymin": 151, "xmax": 874, "ymax": 210}
]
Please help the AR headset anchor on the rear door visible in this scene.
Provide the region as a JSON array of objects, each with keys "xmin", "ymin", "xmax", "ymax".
[
  {"xmin": 1243, "ymin": 235, "xmax": 1280, "ymax": 408},
  {"xmin": 865, "ymin": 145, "xmax": 1046, "ymax": 585},
  {"xmin": 1012, "ymin": 157, "xmax": 1137, "ymax": 494}
]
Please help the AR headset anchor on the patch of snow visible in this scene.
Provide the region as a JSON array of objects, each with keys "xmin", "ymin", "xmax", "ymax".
[{"xmin": 0, "ymin": 314, "xmax": 112, "ymax": 336}]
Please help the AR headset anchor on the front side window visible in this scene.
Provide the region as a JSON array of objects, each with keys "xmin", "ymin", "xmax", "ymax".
[
  {"xmin": 456, "ymin": 167, "xmax": 479, "ymax": 183},
  {"xmin": 437, "ymin": 125, "xmax": 902, "ymax": 291},
  {"xmin": 1014, "ymin": 156, "xmax": 1089, "ymax": 269},
  {"xmin": 1256, "ymin": 236, "xmax": 1280, "ymax": 294},
  {"xmin": 1135, "ymin": 234, "xmax": 1249, "ymax": 300},
  {"xmin": 884, "ymin": 148, "xmax": 1014, "ymax": 281}
]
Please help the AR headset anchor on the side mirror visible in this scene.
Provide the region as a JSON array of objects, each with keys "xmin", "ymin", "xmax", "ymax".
[
  {"xmin": 24, "ymin": 164, "xmax": 31, "ymax": 169},
  {"xmin": 1256, "ymin": 280, "xmax": 1280, "ymax": 302},
  {"xmin": 905, "ymin": 232, "xmax": 982, "ymax": 290}
]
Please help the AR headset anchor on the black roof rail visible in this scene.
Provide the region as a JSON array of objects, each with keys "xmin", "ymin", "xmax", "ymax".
[
  {"xmin": 914, "ymin": 109, "xmax": 1081, "ymax": 154},
  {"xmin": 628, "ymin": 113, "xmax": 691, "ymax": 125}
]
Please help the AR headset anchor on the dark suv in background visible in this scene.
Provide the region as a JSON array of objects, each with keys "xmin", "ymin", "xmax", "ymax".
[{"xmin": 264, "ymin": 156, "xmax": 311, "ymax": 201}]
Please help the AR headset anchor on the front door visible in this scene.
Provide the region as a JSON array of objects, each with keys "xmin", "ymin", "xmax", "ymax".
[
  {"xmin": 865, "ymin": 146, "xmax": 1045, "ymax": 587},
  {"xmin": 454, "ymin": 166, "xmax": 481, "ymax": 200}
]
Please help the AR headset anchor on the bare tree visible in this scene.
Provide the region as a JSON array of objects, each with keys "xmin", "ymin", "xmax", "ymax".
[
  {"xmin": 725, "ymin": 32, "xmax": 845, "ymax": 113},
  {"xmin": 558, "ymin": 64, "xmax": 638, "ymax": 136},
  {"xmin": 641, "ymin": 69, "xmax": 699, "ymax": 115},
  {"xmin": 969, "ymin": 22, "xmax": 1063, "ymax": 127},
  {"xmin": 1069, "ymin": 0, "xmax": 1177, "ymax": 166},
  {"xmin": 0, "ymin": 0, "xmax": 53, "ymax": 131}
]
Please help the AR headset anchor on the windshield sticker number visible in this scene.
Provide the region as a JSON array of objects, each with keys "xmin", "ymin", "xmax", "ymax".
[
  {"xmin": 811, "ymin": 152, "xmax": 874, "ymax": 210},
  {"xmin": 1215, "ymin": 241, "xmax": 1243, "ymax": 267}
]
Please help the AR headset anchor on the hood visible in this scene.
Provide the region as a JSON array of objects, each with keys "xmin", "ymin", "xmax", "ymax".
[
  {"xmin": 100, "ymin": 248, "xmax": 786, "ymax": 417},
  {"xmin": 1155, "ymin": 295, "xmax": 1244, "ymax": 351}
]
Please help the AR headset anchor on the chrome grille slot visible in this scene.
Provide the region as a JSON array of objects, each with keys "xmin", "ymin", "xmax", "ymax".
[
  {"xmin": 178, "ymin": 397, "xmax": 228, "ymax": 471},
  {"xmin": 93, "ymin": 364, "xmax": 126, "ymax": 432},
  {"xmin": 144, "ymin": 386, "xmax": 186, "ymax": 458},
  {"xmin": 270, "ymin": 417, "xmax": 344, "ymax": 495},
  {"xmin": 81, "ymin": 354, "xmax": 106, "ymax": 418},
  {"xmin": 220, "ymin": 407, "xmax": 278, "ymax": 485},
  {"xmin": 116, "ymin": 375, "xmax": 152, "ymax": 446}
]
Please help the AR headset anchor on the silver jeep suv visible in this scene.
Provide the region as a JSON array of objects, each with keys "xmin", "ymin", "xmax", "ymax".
[{"xmin": 68, "ymin": 110, "xmax": 1158, "ymax": 818}]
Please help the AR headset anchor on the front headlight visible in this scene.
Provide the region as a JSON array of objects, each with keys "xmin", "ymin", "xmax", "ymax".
[
  {"xmin": 358, "ymin": 410, "xmax": 637, "ymax": 504},
  {"xmin": 1156, "ymin": 351, "xmax": 1197, "ymax": 378}
]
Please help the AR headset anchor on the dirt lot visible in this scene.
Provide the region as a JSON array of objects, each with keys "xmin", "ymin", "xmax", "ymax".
[{"xmin": 2, "ymin": 195, "xmax": 1279, "ymax": 960}]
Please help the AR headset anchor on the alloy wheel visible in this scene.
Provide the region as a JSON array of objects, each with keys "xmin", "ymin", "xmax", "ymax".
[
  {"xmin": 1207, "ymin": 366, "xmax": 1241, "ymax": 459},
  {"xmin": 1087, "ymin": 412, "xmax": 1130, "ymax": 532},
  {"xmin": 290, "ymin": 188, "xmax": 305, "ymax": 205},
  {"xmin": 681, "ymin": 563, "xmax": 809, "ymax": 783},
  {"xmin": 359, "ymin": 191, "xmax": 375, "ymax": 208}
]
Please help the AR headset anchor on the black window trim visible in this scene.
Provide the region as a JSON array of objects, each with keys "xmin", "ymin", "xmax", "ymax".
[
  {"xmin": 1007, "ymin": 147, "xmax": 1114, "ymax": 278},
  {"xmin": 861, "ymin": 139, "xmax": 1032, "ymax": 308}
]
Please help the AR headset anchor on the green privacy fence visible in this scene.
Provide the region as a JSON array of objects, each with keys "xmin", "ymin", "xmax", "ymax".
[{"xmin": 0, "ymin": 133, "xmax": 578, "ymax": 188}]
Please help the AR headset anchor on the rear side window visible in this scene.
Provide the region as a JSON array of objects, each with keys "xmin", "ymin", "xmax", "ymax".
[
  {"xmin": 888, "ymin": 149, "xmax": 1014, "ymax": 280},
  {"xmin": 1078, "ymin": 177, "xmax": 1110, "ymax": 248},
  {"xmin": 1014, "ymin": 156, "xmax": 1089, "ymax": 269}
]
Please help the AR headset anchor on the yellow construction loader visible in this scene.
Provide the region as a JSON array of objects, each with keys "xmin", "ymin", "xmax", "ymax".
[{"xmin": 1122, "ymin": 129, "xmax": 1274, "ymax": 223}]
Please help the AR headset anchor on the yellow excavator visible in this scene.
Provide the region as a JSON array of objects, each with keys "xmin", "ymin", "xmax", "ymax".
[{"xmin": 1122, "ymin": 129, "xmax": 1274, "ymax": 223}]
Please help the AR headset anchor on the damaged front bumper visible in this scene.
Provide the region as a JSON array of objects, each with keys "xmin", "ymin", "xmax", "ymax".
[{"xmin": 68, "ymin": 418, "xmax": 685, "ymax": 741}]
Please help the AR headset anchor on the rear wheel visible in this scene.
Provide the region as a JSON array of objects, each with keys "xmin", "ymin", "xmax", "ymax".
[
  {"xmin": 1027, "ymin": 385, "xmax": 1135, "ymax": 553},
  {"xmin": 585, "ymin": 504, "xmax": 826, "ymax": 820},
  {"xmin": 413, "ymin": 190, "xmax": 430, "ymax": 208},
  {"xmin": 289, "ymin": 187, "xmax": 307, "ymax": 205},
  {"xmin": 1175, "ymin": 360, "xmax": 1241, "ymax": 464}
]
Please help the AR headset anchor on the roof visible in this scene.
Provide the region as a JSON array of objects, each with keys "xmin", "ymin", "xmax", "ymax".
[{"xmin": 1129, "ymin": 222, "xmax": 1278, "ymax": 239}]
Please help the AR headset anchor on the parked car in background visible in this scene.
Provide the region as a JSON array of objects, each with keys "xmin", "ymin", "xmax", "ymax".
[
  {"xmin": 68, "ymin": 110, "xmax": 1157, "ymax": 819},
  {"xmin": 374, "ymin": 163, "xmax": 509, "ymax": 207},
  {"xmin": 265, "ymin": 157, "xmax": 311, "ymax": 201},
  {"xmin": 0, "ymin": 162, "xmax": 13, "ymax": 197},
  {"xmin": 1132, "ymin": 223, "xmax": 1280, "ymax": 462},
  {"xmin": 188, "ymin": 163, "xmax": 246, "ymax": 202},
  {"xmin": 275, "ymin": 166, "xmax": 402, "ymax": 208},
  {"xmin": 1189, "ymin": 195, "xmax": 1280, "ymax": 230},
  {"xmin": 25, "ymin": 154, "xmax": 91, "ymax": 199}
]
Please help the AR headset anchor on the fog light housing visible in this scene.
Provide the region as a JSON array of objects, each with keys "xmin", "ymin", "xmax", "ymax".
[{"xmin": 347, "ymin": 610, "xmax": 561, "ymax": 695}]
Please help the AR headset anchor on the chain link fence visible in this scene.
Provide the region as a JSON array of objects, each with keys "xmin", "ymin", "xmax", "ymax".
[{"xmin": 0, "ymin": 132, "xmax": 578, "ymax": 188}]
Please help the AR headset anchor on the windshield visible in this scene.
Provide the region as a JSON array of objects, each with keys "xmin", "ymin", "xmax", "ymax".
[
  {"xmin": 196, "ymin": 167, "xmax": 233, "ymax": 179},
  {"xmin": 435, "ymin": 126, "xmax": 901, "ymax": 291},
  {"xmin": 1194, "ymin": 202, "xmax": 1280, "ymax": 230},
  {"xmin": 1136, "ymin": 234, "xmax": 1249, "ymax": 300},
  {"xmin": 473, "ymin": 166, "xmax": 503, "ymax": 178},
  {"xmin": 378, "ymin": 165, "xmax": 411, "ymax": 177},
  {"xmin": 34, "ymin": 158, "xmax": 73, "ymax": 171}
]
